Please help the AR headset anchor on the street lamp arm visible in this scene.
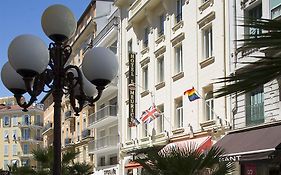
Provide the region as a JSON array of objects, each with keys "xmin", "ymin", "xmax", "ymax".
[{"xmin": 14, "ymin": 94, "xmax": 37, "ymax": 112}]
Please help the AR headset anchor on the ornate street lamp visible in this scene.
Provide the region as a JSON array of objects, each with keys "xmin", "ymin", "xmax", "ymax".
[{"xmin": 1, "ymin": 4, "xmax": 118, "ymax": 175}]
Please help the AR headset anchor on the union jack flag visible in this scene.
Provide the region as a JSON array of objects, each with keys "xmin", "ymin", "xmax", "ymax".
[{"xmin": 140, "ymin": 104, "xmax": 161, "ymax": 124}]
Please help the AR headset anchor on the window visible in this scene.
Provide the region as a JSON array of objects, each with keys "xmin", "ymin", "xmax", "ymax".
[
  {"xmin": 12, "ymin": 145, "xmax": 17, "ymax": 156},
  {"xmin": 3, "ymin": 116, "xmax": 10, "ymax": 127},
  {"xmin": 4, "ymin": 145, "xmax": 8, "ymax": 156},
  {"xmin": 175, "ymin": 44, "xmax": 183, "ymax": 74},
  {"xmin": 157, "ymin": 56, "xmax": 164, "ymax": 83},
  {"xmin": 203, "ymin": 25, "xmax": 213, "ymax": 59},
  {"xmin": 22, "ymin": 128, "xmax": 30, "ymax": 140},
  {"xmin": 157, "ymin": 105, "xmax": 164, "ymax": 133},
  {"xmin": 247, "ymin": 4, "xmax": 262, "ymax": 37},
  {"xmin": 109, "ymin": 155, "xmax": 118, "ymax": 165},
  {"xmin": 142, "ymin": 66, "xmax": 148, "ymax": 90},
  {"xmin": 23, "ymin": 144, "xmax": 29, "ymax": 154},
  {"xmin": 100, "ymin": 156, "xmax": 105, "ymax": 166},
  {"xmin": 35, "ymin": 115, "xmax": 41, "ymax": 125},
  {"xmin": 3, "ymin": 160, "xmax": 9, "ymax": 170},
  {"xmin": 246, "ymin": 87, "xmax": 264, "ymax": 126},
  {"xmin": 127, "ymin": 123, "xmax": 131, "ymax": 140},
  {"xmin": 22, "ymin": 115, "xmax": 30, "ymax": 125},
  {"xmin": 83, "ymin": 118, "xmax": 87, "ymax": 130},
  {"xmin": 12, "ymin": 115, "xmax": 17, "ymax": 126},
  {"xmin": 77, "ymin": 122, "xmax": 80, "ymax": 140},
  {"xmin": 4, "ymin": 130, "xmax": 8, "ymax": 141},
  {"xmin": 175, "ymin": 98, "xmax": 183, "ymax": 128},
  {"xmin": 143, "ymin": 27, "xmax": 149, "ymax": 48},
  {"xmin": 205, "ymin": 91, "xmax": 214, "ymax": 121},
  {"xmin": 176, "ymin": 0, "xmax": 183, "ymax": 23},
  {"xmin": 128, "ymin": 39, "xmax": 132, "ymax": 53},
  {"xmin": 12, "ymin": 130, "xmax": 17, "ymax": 140},
  {"xmin": 159, "ymin": 14, "xmax": 165, "ymax": 36}
]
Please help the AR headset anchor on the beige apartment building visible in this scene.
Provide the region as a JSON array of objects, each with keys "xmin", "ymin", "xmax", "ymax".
[
  {"xmin": 41, "ymin": 0, "xmax": 96, "ymax": 166},
  {"xmin": 0, "ymin": 97, "xmax": 44, "ymax": 170}
]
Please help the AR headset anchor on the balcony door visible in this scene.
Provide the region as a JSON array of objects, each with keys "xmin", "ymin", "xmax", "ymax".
[
  {"xmin": 98, "ymin": 130, "xmax": 106, "ymax": 148},
  {"xmin": 109, "ymin": 97, "xmax": 117, "ymax": 116},
  {"xmin": 246, "ymin": 87, "xmax": 264, "ymax": 126}
]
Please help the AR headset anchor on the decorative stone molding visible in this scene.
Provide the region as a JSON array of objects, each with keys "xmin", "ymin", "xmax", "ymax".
[
  {"xmin": 172, "ymin": 20, "xmax": 184, "ymax": 33},
  {"xmin": 154, "ymin": 45, "xmax": 166, "ymax": 58},
  {"xmin": 197, "ymin": 11, "xmax": 215, "ymax": 29},
  {"xmin": 171, "ymin": 32, "xmax": 185, "ymax": 47},
  {"xmin": 199, "ymin": 56, "xmax": 215, "ymax": 68},
  {"xmin": 171, "ymin": 128, "xmax": 185, "ymax": 135},
  {"xmin": 155, "ymin": 34, "xmax": 165, "ymax": 45},
  {"xmin": 199, "ymin": 0, "xmax": 214, "ymax": 13},
  {"xmin": 140, "ymin": 57, "xmax": 150, "ymax": 67},
  {"xmin": 141, "ymin": 47, "xmax": 149, "ymax": 55},
  {"xmin": 141, "ymin": 90, "xmax": 150, "ymax": 97},
  {"xmin": 172, "ymin": 72, "xmax": 184, "ymax": 82},
  {"xmin": 155, "ymin": 81, "xmax": 165, "ymax": 90}
]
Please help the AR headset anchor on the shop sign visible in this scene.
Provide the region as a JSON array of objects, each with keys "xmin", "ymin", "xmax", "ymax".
[
  {"xmin": 128, "ymin": 52, "xmax": 136, "ymax": 127},
  {"xmin": 244, "ymin": 163, "xmax": 256, "ymax": 175},
  {"xmin": 219, "ymin": 155, "xmax": 241, "ymax": 162}
]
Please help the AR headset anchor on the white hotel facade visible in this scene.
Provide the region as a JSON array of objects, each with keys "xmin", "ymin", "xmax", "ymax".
[{"xmin": 115, "ymin": 0, "xmax": 232, "ymax": 174}]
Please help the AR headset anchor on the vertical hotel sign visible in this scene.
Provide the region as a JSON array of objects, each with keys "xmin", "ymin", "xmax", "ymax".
[{"xmin": 128, "ymin": 52, "xmax": 136, "ymax": 127}]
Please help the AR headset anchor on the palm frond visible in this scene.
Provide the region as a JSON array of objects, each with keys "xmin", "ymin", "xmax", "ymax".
[
  {"xmin": 68, "ymin": 162, "xmax": 93, "ymax": 175},
  {"xmin": 62, "ymin": 149, "xmax": 79, "ymax": 165},
  {"xmin": 134, "ymin": 145, "xmax": 234, "ymax": 175},
  {"xmin": 215, "ymin": 18, "xmax": 281, "ymax": 97}
]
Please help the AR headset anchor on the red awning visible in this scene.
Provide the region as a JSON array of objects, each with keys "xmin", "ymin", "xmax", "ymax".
[
  {"xmin": 161, "ymin": 136, "xmax": 212, "ymax": 153},
  {"xmin": 125, "ymin": 161, "xmax": 142, "ymax": 169}
]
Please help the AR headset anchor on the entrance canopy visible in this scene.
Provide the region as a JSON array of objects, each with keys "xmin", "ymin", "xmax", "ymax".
[
  {"xmin": 161, "ymin": 136, "xmax": 212, "ymax": 153},
  {"xmin": 215, "ymin": 123, "xmax": 281, "ymax": 161}
]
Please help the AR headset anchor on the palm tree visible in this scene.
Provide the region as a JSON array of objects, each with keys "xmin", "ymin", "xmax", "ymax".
[
  {"xmin": 134, "ymin": 145, "xmax": 235, "ymax": 175},
  {"xmin": 9, "ymin": 146, "xmax": 92, "ymax": 175},
  {"xmin": 215, "ymin": 18, "xmax": 281, "ymax": 97}
]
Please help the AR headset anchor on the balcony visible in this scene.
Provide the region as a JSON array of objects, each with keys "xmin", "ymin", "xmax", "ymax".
[
  {"xmin": 81, "ymin": 129, "xmax": 93, "ymax": 140},
  {"xmin": 88, "ymin": 105, "xmax": 117, "ymax": 128},
  {"xmin": 42, "ymin": 122, "xmax": 53, "ymax": 135},
  {"xmin": 128, "ymin": 0, "xmax": 161, "ymax": 24},
  {"xmin": 65, "ymin": 138, "xmax": 74, "ymax": 147},
  {"xmin": 88, "ymin": 135, "xmax": 118, "ymax": 154},
  {"xmin": 19, "ymin": 136, "xmax": 43, "ymax": 143},
  {"xmin": 65, "ymin": 110, "xmax": 75, "ymax": 121},
  {"xmin": 18, "ymin": 121, "xmax": 43, "ymax": 128},
  {"xmin": 18, "ymin": 152, "xmax": 33, "ymax": 158}
]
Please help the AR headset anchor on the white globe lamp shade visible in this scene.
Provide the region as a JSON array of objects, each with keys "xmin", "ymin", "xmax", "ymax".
[
  {"xmin": 1, "ymin": 62, "xmax": 26, "ymax": 95},
  {"xmin": 69, "ymin": 68, "xmax": 98, "ymax": 97},
  {"xmin": 41, "ymin": 4, "xmax": 77, "ymax": 42},
  {"xmin": 8, "ymin": 34, "xmax": 49, "ymax": 78},
  {"xmin": 82, "ymin": 47, "xmax": 119, "ymax": 87}
]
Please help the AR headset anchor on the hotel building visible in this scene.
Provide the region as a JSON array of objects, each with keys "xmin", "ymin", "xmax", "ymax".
[{"xmin": 115, "ymin": 0, "xmax": 232, "ymax": 174}]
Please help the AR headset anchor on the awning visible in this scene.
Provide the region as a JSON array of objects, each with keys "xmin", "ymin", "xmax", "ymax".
[
  {"xmin": 215, "ymin": 123, "xmax": 281, "ymax": 161},
  {"xmin": 125, "ymin": 161, "xmax": 141, "ymax": 169},
  {"xmin": 161, "ymin": 136, "xmax": 212, "ymax": 153}
]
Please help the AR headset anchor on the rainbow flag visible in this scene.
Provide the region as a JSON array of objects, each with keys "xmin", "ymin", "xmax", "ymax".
[{"xmin": 184, "ymin": 87, "xmax": 200, "ymax": 101}]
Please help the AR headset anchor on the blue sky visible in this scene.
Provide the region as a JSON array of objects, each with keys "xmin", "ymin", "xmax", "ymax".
[{"xmin": 0, "ymin": 0, "xmax": 91, "ymax": 100}]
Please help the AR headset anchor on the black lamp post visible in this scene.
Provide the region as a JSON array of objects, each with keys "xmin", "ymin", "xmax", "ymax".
[{"xmin": 1, "ymin": 4, "xmax": 118, "ymax": 175}]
